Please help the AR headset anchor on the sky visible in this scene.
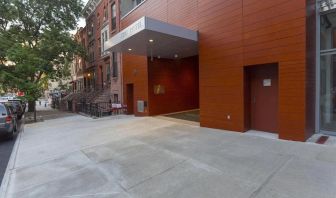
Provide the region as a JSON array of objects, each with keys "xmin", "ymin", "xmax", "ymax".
[
  {"xmin": 70, "ymin": 0, "xmax": 89, "ymax": 34},
  {"xmin": 78, "ymin": 0, "xmax": 89, "ymax": 27}
]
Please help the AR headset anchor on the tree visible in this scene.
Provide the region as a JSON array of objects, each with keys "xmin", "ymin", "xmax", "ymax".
[{"xmin": 0, "ymin": 0, "xmax": 85, "ymax": 121}]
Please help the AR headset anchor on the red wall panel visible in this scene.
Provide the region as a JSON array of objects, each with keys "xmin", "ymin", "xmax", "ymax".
[
  {"xmin": 122, "ymin": 54, "xmax": 149, "ymax": 116},
  {"xmin": 148, "ymin": 56, "xmax": 199, "ymax": 115}
]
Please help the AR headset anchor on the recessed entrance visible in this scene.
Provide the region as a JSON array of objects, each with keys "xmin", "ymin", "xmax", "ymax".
[
  {"xmin": 126, "ymin": 84, "xmax": 134, "ymax": 115},
  {"xmin": 148, "ymin": 56, "xmax": 199, "ymax": 116},
  {"xmin": 245, "ymin": 63, "xmax": 279, "ymax": 133},
  {"xmin": 108, "ymin": 16, "xmax": 199, "ymax": 117}
]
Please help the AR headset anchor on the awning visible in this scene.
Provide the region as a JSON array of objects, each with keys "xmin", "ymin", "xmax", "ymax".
[{"xmin": 105, "ymin": 17, "xmax": 198, "ymax": 59}]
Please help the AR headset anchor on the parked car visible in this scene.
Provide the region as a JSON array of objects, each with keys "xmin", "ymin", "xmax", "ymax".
[
  {"xmin": 7, "ymin": 100, "xmax": 25, "ymax": 119},
  {"xmin": 5, "ymin": 102, "xmax": 22, "ymax": 120},
  {"xmin": 0, "ymin": 103, "xmax": 18, "ymax": 138},
  {"xmin": 9, "ymin": 99, "xmax": 26, "ymax": 112}
]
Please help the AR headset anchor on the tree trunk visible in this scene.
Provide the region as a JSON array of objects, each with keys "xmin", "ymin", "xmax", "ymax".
[
  {"xmin": 28, "ymin": 101, "xmax": 35, "ymax": 112},
  {"xmin": 28, "ymin": 101, "xmax": 37, "ymax": 122},
  {"xmin": 34, "ymin": 106, "xmax": 36, "ymax": 122}
]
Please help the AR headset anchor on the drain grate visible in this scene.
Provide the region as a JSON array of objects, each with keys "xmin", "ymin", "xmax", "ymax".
[{"xmin": 316, "ymin": 136, "xmax": 329, "ymax": 144}]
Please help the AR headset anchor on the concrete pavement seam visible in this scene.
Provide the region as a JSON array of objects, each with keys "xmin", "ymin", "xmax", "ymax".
[
  {"xmin": 62, "ymin": 192, "xmax": 130, "ymax": 198},
  {"xmin": 126, "ymin": 159, "xmax": 188, "ymax": 191},
  {"xmin": 7, "ymin": 163, "xmax": 95, "ymax": 195},
  {"xmin": 248, "ymin": 155, "xmax": 294, "ymax": 198}
]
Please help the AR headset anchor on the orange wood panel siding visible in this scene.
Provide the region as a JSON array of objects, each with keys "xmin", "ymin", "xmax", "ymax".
[
  {"xmin": 198, "ymin": 0, "xmax": 314, "ymax": 141},
  {"xmin": 199, "ymin": 0, "xmax": 245, "ymax": 132},
  {"xmin": 120, "ymin": 0, "xmax": 198, "ymax": 30},
  {"xmin": 121, "ymin": 0, "xmax": 315, "ymax": 141}
]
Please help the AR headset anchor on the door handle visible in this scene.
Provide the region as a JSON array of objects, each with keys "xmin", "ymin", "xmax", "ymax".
[{"xmin": 253, "ymin": 96, "xmax": 256, "ymax": 104}]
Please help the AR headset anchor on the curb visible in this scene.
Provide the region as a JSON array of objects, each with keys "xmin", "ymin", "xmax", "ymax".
[
  {"xmin": 0, "ymin": 130, "xmax": 22, "ymax": 198},
  {"xmin": 78, "ymin": 112, "xmax": 98, "ymax": 119}
]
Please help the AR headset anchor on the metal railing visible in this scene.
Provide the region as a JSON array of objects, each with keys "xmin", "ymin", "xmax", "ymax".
[
  {"xmin": 76, "ymin": 101, "xmax": 127, "ymax": 118},
  {"xmin": 76, "ymin": 102, "xmax": 100, "ymax": 117}
]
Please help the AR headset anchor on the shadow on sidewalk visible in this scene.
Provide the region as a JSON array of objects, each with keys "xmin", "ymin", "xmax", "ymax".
[{"xmin": 25, "ymin": 109, "xmax": 76, "ymax": 124}]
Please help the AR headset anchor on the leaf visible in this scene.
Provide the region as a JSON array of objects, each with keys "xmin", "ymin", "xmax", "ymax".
[{"xmin": 0, "ymin": 0, "xmax": 84, "ymax": 101}]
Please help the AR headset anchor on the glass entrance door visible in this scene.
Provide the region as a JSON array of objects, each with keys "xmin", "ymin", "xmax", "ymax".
[
  {"xmin": 319, "ymin": 4, "xmax": 336, "ymax": 133},
  {"xmin": 320, "ymin": 54, "xmax": 336, "ymax": 131}
]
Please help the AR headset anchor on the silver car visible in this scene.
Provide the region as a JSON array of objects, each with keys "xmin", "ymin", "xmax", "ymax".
[{"xmin": 0, "ymin": 103, "xmax": 17, "ymax": 138}]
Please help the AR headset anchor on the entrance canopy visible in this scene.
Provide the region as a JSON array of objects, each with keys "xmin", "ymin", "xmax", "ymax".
[{"xmin": 105, "ymin": 17, "xmax": 198, "ymax": 59}]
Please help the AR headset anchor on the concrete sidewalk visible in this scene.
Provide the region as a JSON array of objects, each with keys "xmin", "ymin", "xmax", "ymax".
[
  {"xmin": 1, "ymin": 115, "xmax": 336, "ymax": 198},
  {"xmin": 25, "ymin": 106, "xmax": 75, "ymax": 124}
]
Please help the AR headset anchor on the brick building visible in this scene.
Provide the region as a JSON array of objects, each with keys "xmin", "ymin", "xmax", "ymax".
[
  {"xmin": 83, "ymin": 0, "xmax": 122, "ymax": 103},
  {"xmin": 70, "ymin": 0, "xmax": 336, "ymax": 142},
  {"xmin": 63, "ymin": 0, "xmax": 123, "ymax": 112},
  {"xmin": 70, "ymin": 27, "xmax": 86, "ymax": 94}
]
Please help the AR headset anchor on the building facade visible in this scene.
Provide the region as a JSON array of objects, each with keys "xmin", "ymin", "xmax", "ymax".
[
  {"xmin": 83, "ymin": 0, "xmax": 122, "ymax": 103},
  {"xmin": 76, "ymin": 0, "xmax": 336, "ymax": 142},
  {"xmin": 71, "ymin": 27, "xmax": 86, "ymax": 94}
]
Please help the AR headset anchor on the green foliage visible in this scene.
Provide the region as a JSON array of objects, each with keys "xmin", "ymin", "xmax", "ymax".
[{"xmin": 0, "ymin": 0, "xmax": 85, "ymax": 102}]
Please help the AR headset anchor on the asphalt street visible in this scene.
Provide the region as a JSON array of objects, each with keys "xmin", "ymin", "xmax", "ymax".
[{"xmin": 0, "ymin": 118, "xmax": 24, "ymax": 187}]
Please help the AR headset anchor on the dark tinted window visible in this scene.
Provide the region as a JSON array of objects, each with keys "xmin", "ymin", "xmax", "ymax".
[
  {"xmin": 11, "ymin": 102, "xmax": 22, "ymax": 110},
  {"xmin": 112, "ymin": 52, "xmax": 118, "ymax": 77},
  {"xmin": 9, "ymin": 100, "xmax": 22, "ymax": 104},
  {"xmin": 0, "ymin": 105, "xmax": 7, "ymax": 115},
  {"xmin": 8, "ymin": 106, "xmax": 14, "ymax": 114},
  {"xmin": 111, "ymin": 3, "xmax": 116, "ymax": 30}
]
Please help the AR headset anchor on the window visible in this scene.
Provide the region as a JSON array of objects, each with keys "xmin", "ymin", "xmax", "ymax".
[
  {"xmin": 89, "ymin": 41, "xmax": 95, "ymax": 62},
  {"xmin": 111, "ymin": 2, "xmax": 116, "ymax": 30},
  {"xmin": 120, "ymin": 0, "xmax": 145, "ymax": 18},
  {"xmin": 88, "ymin": 23, "xmax": 94, "ymax": 37},
  {"xmin": 98, "ymin": 37, "xmax": 101, "ymax": 56},
  {"xmin": 319, "ymin": 11, "xmax": 336, "ymax": 133},
  {"xmin": 113, "ymin": 94, "xmax": 118, "ymax": 103},
  {"xmin": 112, "ymin": 52, "xmax": 118, "ymax": 78},
  {"xmin": 104, "ymin": 7, "xmax": 108, "ymax": 21},
  {"xmin": 0, "ymin": 105, "xmax": 7, "ymax": 115},
  {"xmin": 101, "ymin": 33, "xmax": 104, "ymax": 54},
  {"xmin": 89, "ymin": 52, "xmax": 95, "ymax": 62},
  {"xmin": 101, "ymin": 28, "xmax": 109, "ymax": 55},
  {"xmin": 134, "ymin": 0, "xmax": 142, "ymax": 5},
  {"xmin": 107, "ymin": 64, "xmax": 111, "ymax": 81},
  {"xmin": 97, "ymin": 12, "xmax": 100, "ymax": 27}
]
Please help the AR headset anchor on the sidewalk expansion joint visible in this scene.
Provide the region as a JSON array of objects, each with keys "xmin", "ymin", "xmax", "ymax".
[{"xmin": 248, "ymin": 156, "xmax": 294, "ymax": 198}]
